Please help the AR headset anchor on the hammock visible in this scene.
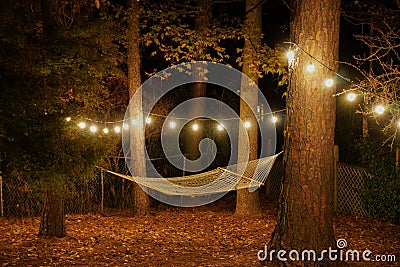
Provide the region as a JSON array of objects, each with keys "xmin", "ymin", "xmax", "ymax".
[{"xmin": 104, "ymin": 153, "xmax": 281, "ymax": 196}]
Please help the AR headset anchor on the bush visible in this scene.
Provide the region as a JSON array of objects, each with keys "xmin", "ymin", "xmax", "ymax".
[{"xmin": 359, "ymin": 140, "xmax": 400, "ymax": 224}]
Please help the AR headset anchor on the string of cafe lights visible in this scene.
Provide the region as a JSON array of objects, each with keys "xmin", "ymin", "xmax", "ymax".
[
  {"xmin": 65, "ymin": 108, "xmax": 286, "ymax": 136},
  {"xmin": 67, "ymin": 41, "xmax": 398, "ymax": 135},
  {"xmin": 285, "ymin": 41, "xmax": 398, "ymax": 117}
]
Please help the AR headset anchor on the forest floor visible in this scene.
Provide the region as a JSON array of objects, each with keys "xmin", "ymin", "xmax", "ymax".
[{"xmin": 0, "ymin": 193, "xmax": 399, "ymax": 267}]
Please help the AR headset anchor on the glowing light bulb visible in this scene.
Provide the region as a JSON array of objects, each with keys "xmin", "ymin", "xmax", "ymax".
[
  {"xmin": 374, "ymin": 105, "xmax": 385, "ymax": 115},
  {"xmin": 347, "ymin": 93, "xmax": 356, "ymax": 101},
  {"xmin": 244, "ymin": 121, "xmax": 251, "ymax": 128},
  {"xmin": 145, "ymin": 117, "xmax": 152, "ymax": 124},
  {"xmin": 192, "ymin": 123, "xmax": 199, "ymax": 131},
  {"xmin": 89, "ymin": 125, "xmax": 97, "ymax": 133},
  {"xmin": 169, "ymin": 121, "xmax": 176, "ymax": 129},
  {"xmin": 272, "ymin": 116, "xmax": 278, "ymax": 123},
  {"xmin": 131, "ymin": 119, "xmax": 138, "ymax": 126},
  {"xmin": 324, "ymin": 78, "xmax": 334, "ymax": 87},
  {"xmin": 286, "ymin": 50, "xmax": 295, "ymax": 65},
  {"xmin": 123, "ymin": 123, "xmax": 129, "ymax": 130},
  {"xmin": 66, "ymin": 117, "xmax": 71, "ymax": 122},
  {"xmin": 217, "ymin": 124, "xmax": 224, "ymax": 131},
  {"xmin": 306, "ymin": 64, "xmax": 315, "ymax": 73},
  {"xmin": 114, "ymin": 126, "xmax": 121, "ymax": 133},
  {"xmin": 78, "ymin": 122, "xmax": 86, "ymax": 129},
  {"xmin": 103, "ymin": 128, "xmax": 109, "ymax": 134}
]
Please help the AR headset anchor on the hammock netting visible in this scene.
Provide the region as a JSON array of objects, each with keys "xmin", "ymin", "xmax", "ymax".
[{"xmin": 104, "ymin": 153, "xmax": 280, "ymax": 196}]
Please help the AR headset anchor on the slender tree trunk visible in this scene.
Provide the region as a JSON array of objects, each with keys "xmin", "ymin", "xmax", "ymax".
[
  {"xmin": 268, "ymin": 0, "xmax": 341, "ymax": 266},
  {"xmin": 41, "ymin": 0, "xmax": 58, "ymax": 38},
  {"xmin": 362, "ymin": 19, "xmax": 374, "ymax": 142},
  {"xmin": 235, "ymin": 0, "xmax": 262, "ymax": 215},
  {"xmin": 127, "ymin": 0, "xmax": 150, "ymax": 216},
  {"xmin": 362, "ymin": 111, "xmax": 369, "ymax": 140},
  {"xmin": 38, "ymin": 0, "xmax": 66, "ymax": 238},
  {"xmin": 38, "ymin": 189, "xmax": 66, "ymax": 237},
  {"xmin": 185, "ymin": 0, "xmax": 210, "ymax": 162},
  {"xmin": 361, "ymin": 18, "xmax": 373, "ymax": 162}
]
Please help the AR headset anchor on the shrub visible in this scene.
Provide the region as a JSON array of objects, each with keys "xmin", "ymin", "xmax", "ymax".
[{"xmin": 359, "ymin": 140, "xmax": 400, "ymax": 224}]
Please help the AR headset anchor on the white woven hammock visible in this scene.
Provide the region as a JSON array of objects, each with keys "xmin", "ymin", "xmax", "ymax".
[{"xmin": 104, "ymin": 153, "xmax": 281, "ymax": 196}]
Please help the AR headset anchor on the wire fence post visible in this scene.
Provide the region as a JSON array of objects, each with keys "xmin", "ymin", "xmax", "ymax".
[
  {"xmin": 0, "ymin": 173, "xmax": 3, "ymax": 218},
  {"xmin": 183, "ymin": 155, "xmax": 186, "ymax": 177},
  {"xmin": 334, "ymin": 145, "xmax": 339, "ymax": 213},
  {"xmin": 101, "ymin": 168, "xmax": 104, "ymax": 214}
]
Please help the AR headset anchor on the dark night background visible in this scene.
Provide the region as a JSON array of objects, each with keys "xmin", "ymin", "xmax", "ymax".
[
  {"xmin": 0, "ymin": 1, "xmax": 400, "ymax": 265},
  {"xmin": 1, "ymin": 0, "xmax": 398, "ymax": 169}
]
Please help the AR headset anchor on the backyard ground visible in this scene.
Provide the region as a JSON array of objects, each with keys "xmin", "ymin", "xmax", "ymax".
[{"xmin": 1, "ymin": 194, "xmax": 399, "ymax": 267}]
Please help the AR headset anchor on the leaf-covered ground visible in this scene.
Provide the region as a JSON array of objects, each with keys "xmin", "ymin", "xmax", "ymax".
[{"xmin": 1, "ymin": 195, "xmax": 399, "ymax": 266}]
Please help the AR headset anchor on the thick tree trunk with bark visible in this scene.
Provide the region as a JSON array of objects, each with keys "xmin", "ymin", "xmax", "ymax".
[
  {"xmin": 38, "ymin": 0, "xmax": 66, "ymax": 237},
  {"xmin": 235, "ymin": 0, "xmax": 262, "ymax": 215},
  {"xmin": 38, "ymin": 189, "xmax": 66, "ymax": 237},
  {"xmin": 127, "ymin": 0, "xmax": 150, "ymax": 216},
  {"xmin": 268, "ymin": 0, "xmax": 341, "ymax": 266}
]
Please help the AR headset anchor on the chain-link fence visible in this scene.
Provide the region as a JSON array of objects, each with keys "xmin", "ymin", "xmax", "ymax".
[
  {"xmin": 100, "ymin": 168, "xmax": 135, "ymax": 213},
  {"xmin": 262, "ymin": 154, "xmax": 372, "ymax": 217},
  {"xmin": 0, "ymin": 154, "xmax": 373, "ymax": 218},
  {"xmin": 336, "ymin": 162, "xmax": 371, "ymax": 216},
  {"xmin": 0, "ymin": 170, "xmax": 42, "ymax": 218},
  {"xmin": 0, "ymin": 163, "xmax": 138, "ymax": 218}
]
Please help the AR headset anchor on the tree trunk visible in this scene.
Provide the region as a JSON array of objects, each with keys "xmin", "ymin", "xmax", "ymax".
[
  {"xmin": 185, "ymin": 0, "xmax": 210, "ymax": 162},
  {"xmin": 41, "ymin": 0, "xmax": 58, "ymax": 38},
  {"xmin": 362, "ymin": 19, "xmax": 373, "ymax": 143},
  {"xmin": 38, "ymin": 189, "xmax": 66, "ymax": 237},
  {"xmin": 127, "ymin": 0, "xmax": 150, "ymax": 216},
  {"xmin": 268, "ymin": 0, "xmax": 341, "ymax": 266},
  {"xmin": 38, "ymin": 0, "xmax": 66, "ymax": 237},
  {"xmin": 235, "ymin": 0, "xmax": 262, "ymax": 215}
]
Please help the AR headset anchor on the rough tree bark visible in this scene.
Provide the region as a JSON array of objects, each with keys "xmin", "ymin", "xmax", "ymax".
[
  {"xmin": 38, "ymin": 0, "xmax": 66, "ymax": 238},
  {"xmin": 235, "ymin": 0, "xmax": 262, "ymax": 215},
  {"xmin": 268, "ymin": 0, "xmax": 341, "ymax": 266},
  {"xmin": 127, "ymin": 0, "xmax": 150, "ymax": 216},
  {"xmin": 38, "ymin": 189, "xmax": 66, "ymax": 237}
]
